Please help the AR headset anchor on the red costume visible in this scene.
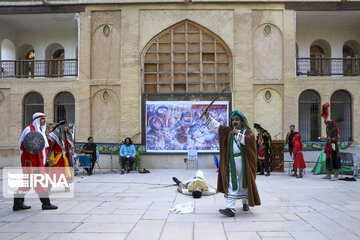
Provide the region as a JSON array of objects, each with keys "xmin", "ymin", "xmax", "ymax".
[
  {"xmin": 14, "ymin": 112, "xmax": 58, "ymax": 211},
  {"xmin": 46, "ymin": 121, "xmax": 74, "ymax": 182},
  {"xmin": 18, "ymin": 113, "xmax": 49, "ymax": 194},
  {"xmin": 292, "ymin": 134, "xmax": 306, "ymax": 169}
]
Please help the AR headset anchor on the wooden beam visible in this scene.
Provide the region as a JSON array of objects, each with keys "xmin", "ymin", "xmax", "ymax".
[
  {"xmin": 285, "ymin": 3, "xmax": 360, "ymax": 11},
  {"xmin": 0, "ymin": 4, "xmax": 85, "ymax": 14}
]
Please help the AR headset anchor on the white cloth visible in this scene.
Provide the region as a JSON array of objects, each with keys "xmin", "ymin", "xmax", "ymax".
[
  {"xmin": 18, "ymin": 112, "xmax": 49, "ymax": 165},
  {"xmin": 170, "ymin": 202, "xmax": 194, "ymax": 214},
  {"xmin": 226, "ymin": 135, "xmax": 248, "ymax": 200}
]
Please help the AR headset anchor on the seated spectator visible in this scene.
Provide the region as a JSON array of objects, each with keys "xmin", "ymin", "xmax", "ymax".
[
  {"xmin": 120, "ymin": 137, "xmax": 136, "ymax": 174},
  {"xmin": 79, "ymin": 137, "xmax": 97, "ymax": 175}
]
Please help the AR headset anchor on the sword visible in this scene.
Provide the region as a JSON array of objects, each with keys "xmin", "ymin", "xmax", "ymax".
[{"xmin": 200, "ymin": 85, "xmax": 231, "ymax": 119}]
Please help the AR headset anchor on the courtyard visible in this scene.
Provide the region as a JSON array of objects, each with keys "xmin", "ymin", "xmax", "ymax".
[{"xmin": 0, "ymin": 169, "xmax": 359, "ymax": 240}]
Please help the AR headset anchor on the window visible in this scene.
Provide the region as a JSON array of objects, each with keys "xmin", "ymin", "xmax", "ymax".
[
  {"xmin": 299, "ymin": 90, "xmax": 320, "ymax": 141},
  {"xmin": 331, "ymin": 90, "xmax": 352, "ymax": 141},
  {"xmin": 24, "ymin": 92, "xmax": 44, "ymax": 128},
  {"xmin": 142, "ymin": 20, "xmax": 231, "ymax": 93},
  {"xmin": 54, "ymin": 92, "xmax": 75, "ymax": 123}
]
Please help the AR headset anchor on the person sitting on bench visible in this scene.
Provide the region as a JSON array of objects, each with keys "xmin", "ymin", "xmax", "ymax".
[{"xmin": 120, "ymin": 137, "xmax": 136, "ymax": 174}]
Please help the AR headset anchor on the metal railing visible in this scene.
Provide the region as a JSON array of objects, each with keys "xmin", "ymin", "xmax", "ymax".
[
  {"xmin": 296, "ymin": 58, "xmax": 360, "ymax": 76},
  {"xmin": 0, "ymin": 59, "xmax": 78, "ymax": 78}
]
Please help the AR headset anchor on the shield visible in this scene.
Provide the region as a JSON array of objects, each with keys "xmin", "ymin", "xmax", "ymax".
[{"xmin": 23, "ymin": 131, "xmax": 45, "ymax": 154}]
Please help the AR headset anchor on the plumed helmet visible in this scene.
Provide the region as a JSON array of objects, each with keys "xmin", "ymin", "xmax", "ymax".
[{"xmin": 321, "ymin": 102, "xmax": 330, "ymax": 120}]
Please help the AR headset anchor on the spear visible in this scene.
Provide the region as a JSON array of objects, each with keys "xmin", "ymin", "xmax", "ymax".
[{"xmin": 200, "ymin": 85, "xmax": 231, "ymax": 119}]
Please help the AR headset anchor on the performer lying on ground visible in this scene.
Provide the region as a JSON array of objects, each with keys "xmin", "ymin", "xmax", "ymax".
[
  {"xmin": 172, "ymin": 170, "xmax": 216, "ymax": 198},
  {"xmin": 204, "ymin": 109, "xmax": 261, "ymax": 217}
]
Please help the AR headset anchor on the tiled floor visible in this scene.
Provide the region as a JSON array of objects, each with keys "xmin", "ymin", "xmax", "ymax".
[{"xmin": 0, "ymin": 169, "xmax": 359, "ymax": 240}]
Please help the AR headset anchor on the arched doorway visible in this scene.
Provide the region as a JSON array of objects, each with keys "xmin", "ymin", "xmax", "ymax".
[
  {"xmin": 343, "ymin": 45, "xmax": 354, "ymax": 75},
  {"xmin": 54, "ymin": 92, "xmax": 75, "ymax": 123},
  {"xmin": 343, "ymin": 40, "xmax": 360, "ymax": 75},
  {"xmin": 23, "ymin": 92, "xmax": 44, "ymax": 128},
  {"xmin": 1, "ymin": 39, "xmax": 16, "ymax": 77},
  {"xmin": 298, "ymin": 90, "xmax": 321, "ymax": 141},
  {"xmin": 46, "ymin": 43, "xmax": 65, "ymax": 77},
  {"xmin": 331, "ymin": 90, "xmax": 352, "ymax": 141},
  {"xmin": 17, "ymin": 44, "xmax": 35, "ymax": 77},
  {"xmin": 310, "ymin": 45, "xmax": 325, "ymax": 75},
  {"xmin": 310, "ymin": 39, "xmax": 331, "ymax": 75},
  {"xmin": 51, "ymin": 49, "xmax": 64, "ymax": 76},
  {"xmin": 1, "ymin": 39, "xmax": 16, "ymax": 60}
]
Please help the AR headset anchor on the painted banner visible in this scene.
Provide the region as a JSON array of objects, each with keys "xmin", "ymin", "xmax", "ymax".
[{"xmin": 146, "ymin": 101, "xmax": 229, "ymax": 152}]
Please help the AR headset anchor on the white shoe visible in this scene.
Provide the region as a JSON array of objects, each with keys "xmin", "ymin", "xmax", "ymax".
[{"xmin": 331, "ymin": 176, "xmax": 338, "ymax": 181}]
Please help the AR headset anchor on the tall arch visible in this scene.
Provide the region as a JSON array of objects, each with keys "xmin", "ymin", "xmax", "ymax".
[
  {"xmin": 45, "ymin": 43, "xmax": 65, "ymax": 60},
  {"xmin": 1, "ymin": 39, "xmax": 16, "ymax": 60},
  {"xmin": 310, "ymin": 39, "xmax": 331, "ymax": 75},
  {"xmin": 45, "ymin": 43, "xmax": 65, "ymax": 76},
  {"xmin": 90, "ymin": 88, "xmax": 120, "ymax": 143},
  {"xmin": 253, "ymin": 23, "xmax": 283, "ymax": 81},
  {"xmin": 17, "ymin": 44, "xmax": 35, "ymax": 77},
  {"xmin": 140, "ymin": 20, "xmax": 233, "ymax": 144},
  {"xmin": 254, "ymin": 88, "xmax": 283, "ymax": 138},
  {"xmin": 298, "ymin": 90, "xmax": 321, "ymax": 141},
  {"xmin": 54, "ymin": 92, "xmax": 75, "ymax": 123},
  {"xmin": 141, "ymin": 20, "xmax": 232, "ymax": 93},
  {"xmin": 23, "ymin": 92, "xmax": 44, "ymax": 128},
  {"xmin": 1, "ymin": 39, "xmax": 16, "ymax": 77},
  {"xmin": 331, "ymin": 90, "xmax": 352, "ymax": 141},
  {"xmin": 342, "ymin": 40, "xmax": 360, "ymax": 75}
]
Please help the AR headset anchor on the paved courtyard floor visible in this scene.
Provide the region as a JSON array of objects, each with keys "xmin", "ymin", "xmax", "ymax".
[{"xmin": 0, "ymin": 169, "xmax": 360, "ymax": 240}]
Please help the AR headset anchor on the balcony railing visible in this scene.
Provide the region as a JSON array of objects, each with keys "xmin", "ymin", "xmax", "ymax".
[
  {"xmin": 296, "ymin": 58, "xmax": 360, "ymax": 76},
  {"xmin": 0, "ymin": 59, "xmax": 78, "ymax": 78}
]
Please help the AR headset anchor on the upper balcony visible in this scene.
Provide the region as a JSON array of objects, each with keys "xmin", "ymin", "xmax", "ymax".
[
  {"xmin": 0, "ymin": 13, "xmax": 78, "ymax": 79},
  {"xmin": 0, "ymin": 59, "xmax": 77, "ymax": 78},
  {"xmin": 296, "ymin": 57, "xmax": 360, "ymax": 76},
  {"xmin": 296, "ymin": 11, "xmax": 360, "ymax": 77}
]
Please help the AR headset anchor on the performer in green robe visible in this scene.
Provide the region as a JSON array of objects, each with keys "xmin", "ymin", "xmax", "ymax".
[{"xmin": 204, "ymin": 109, "xmax": 261, "ymax": 217}]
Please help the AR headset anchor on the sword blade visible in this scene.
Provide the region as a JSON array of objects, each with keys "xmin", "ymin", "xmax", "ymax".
[{"xmin": 200, "ymin": 85, "xmax": 231, "ymax": 119}]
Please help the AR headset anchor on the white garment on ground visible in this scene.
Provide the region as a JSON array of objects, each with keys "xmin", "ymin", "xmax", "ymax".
[
  {"xmin": 206, "ymin": 117, "xmax": 249, "ymax": 208},
  {"xmin": 170, "ymin": 202, "xmax": 193, "ymax": 214}
]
